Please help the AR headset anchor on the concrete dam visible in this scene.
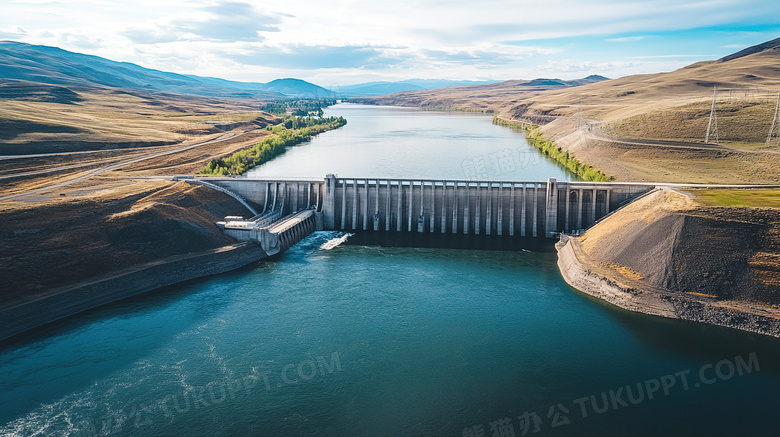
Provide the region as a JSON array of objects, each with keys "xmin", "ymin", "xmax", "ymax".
[{"xmin": 193, "ymin": 175, "xmax": 655, "ymax": 255}]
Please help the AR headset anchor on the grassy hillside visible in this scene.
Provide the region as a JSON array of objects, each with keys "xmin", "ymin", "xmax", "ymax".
[
  {"xmin": 0, "ymin": 41, "xmax": 339, "ymax": 99},
  {"xmin": 506, "ymin": 38, "xmax": 780, "ymax": 147},
  {"xmin": 0, "ymin": 181, "xmax": 250, "ymax": 305},
  {"xmin": 0, "ymin": 79, "xmax": 278, "ymax": 154},
  {"xmin": 0, "ymin": 41, "xmax": 286, "ymax": 99}
]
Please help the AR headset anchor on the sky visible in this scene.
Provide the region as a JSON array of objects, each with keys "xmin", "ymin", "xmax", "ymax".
[{"xmin": 1, "ymin": 0, "xmax": 779, "ymax": 86}]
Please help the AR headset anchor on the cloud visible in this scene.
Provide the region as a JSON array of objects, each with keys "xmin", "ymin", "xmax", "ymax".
[
  {"xmin": 413, "ymin": 0, "xmax": 780, "ymax": 44},
  {"xmin": 121, "ymin": 28, "xmax": 180, "ymax": 44},
  {"xmin": 0, "ymin": 26, "xmax": 27, "ymax": 39},
  {"xmin": 628, "ymin": 54, "xmax": 717, "ymax": 59},
  {"xmin": 120, "ymin": 1, "xmax": 282, "ymax": 44},
  {"xmin": 540, "ymin": 59, "xmax": 647, "ymax": 75},
  {"xmin": 3, "ymin": 0, "xmax": 779, "ymax": 84},
  {"xmin": 60, "ymin": 32, "xmax": 103, "ymax": 49},
  {"xmin": 418, "ymin": 45, "xmax": 555, "ymax": 66},
  {"xmin": 607, "ymin": 36, "xmax": 644, "ymax": 42},
  {"xmin": 173, "ymin": 1, "xmax": 280, "ymax": 42},
  {"xmin": 228, "ymin": 44, "xmax": 405, "ymax": 69},
  {"xmin": 421, "ymin": 49, "xmax": 505, "ymax": 64},
  {"xmin": 538, "ymin": 57, "xmax": 703, "ymax": 80}
]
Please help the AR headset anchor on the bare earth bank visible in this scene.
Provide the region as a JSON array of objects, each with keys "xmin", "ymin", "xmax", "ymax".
[
  {"xmin": 0, "ymin": 181, "xmax": 267, "ymax": 342},
  {"xmin": 557, "ymin": 189, "xmax": 780, "ymax": 337}
]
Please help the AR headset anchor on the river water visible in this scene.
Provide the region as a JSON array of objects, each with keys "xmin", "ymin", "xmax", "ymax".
[
  {"xmin": 1, "ymin": 104, "xmax": 779, "ymax": 437},
  {"xmin": 245, "ymin": 104, "xmax": 576, "ymax": 180}
]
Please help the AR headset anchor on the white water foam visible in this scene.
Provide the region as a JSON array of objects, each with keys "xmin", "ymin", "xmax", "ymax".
[{"xmin": 319, "ymin": 233, "xmax": 353, "ymax": 251}]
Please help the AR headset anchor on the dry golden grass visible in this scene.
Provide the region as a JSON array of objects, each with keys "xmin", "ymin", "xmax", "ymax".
[
  {"xmin": 509, "ymin": 47, "xmax": 780, "ymax": 149},
  {"xmin": 353, "ymin": 80, "xmax": 583, "ymax": 114},
  {"xmin": 537, "ymin": 120, "xmax": 779, "ymax": 183},
  {"xmin": 0, "ymin": 87, "xmax": 276, "ymax": 153},
  {"xmin": 0, "ymin": 85, "xmax": 283, "ymax": 198},
  {"xmin": 604, "ymin": 100, "xmax": 778, "ymax": 145},
  {"xmin": 116, "ymin": 129, "xmax": 274, "ymax": 175},
  {"xmin": 605, "ymin": 262, "xmax": 645, "ymax": 281},
  {"xmin": 687, "ymin": 292, "xmax": 719, "ymax": 298}
]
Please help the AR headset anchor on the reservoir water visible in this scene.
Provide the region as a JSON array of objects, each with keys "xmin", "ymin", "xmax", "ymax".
[
  {"xmin": 2, "ymin": 104, "xmax": 779, "ymax": 437},
  {"xmin": 245, "ymin": 104, "xmax": 577, "ymax": 180}
]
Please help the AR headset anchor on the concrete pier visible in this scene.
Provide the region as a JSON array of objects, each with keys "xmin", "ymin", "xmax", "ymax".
[{"xmin": 206, "ymin": 175, "xmax": 655, "ymax": 255}]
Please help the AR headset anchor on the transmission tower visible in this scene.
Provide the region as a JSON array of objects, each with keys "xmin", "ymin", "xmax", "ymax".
[
  {"xmin": 575, "ymin": 101, "xmax": 584, "ymax": 131},
  {"xmin": 767, "ymin": 92, "xmax": 780, "ymax": 147},
  {"xmin": 329, "ymin": 83, "xmax": 344, "ymax": 102},
  {"xmin": 705, "ymin": 85, "xmax": 719, "ymax": 144}
]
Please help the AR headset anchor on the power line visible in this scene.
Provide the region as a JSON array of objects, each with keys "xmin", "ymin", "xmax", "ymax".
[
  {"xmin": 575, "ymin": 101, "xmax": 584, "ymax": 131},
  {"xmin": 768, "ymin": 92, "xmax": 780, "ymax": 147},
  {"xmin": 705, "ymin": 85, "xmax": 719, "ymax": 144}
]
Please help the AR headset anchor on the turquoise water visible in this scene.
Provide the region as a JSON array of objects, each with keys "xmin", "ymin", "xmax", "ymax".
[
  {"xmin": 245, "ymin": 103, "xmax": 576, "ymax": 181},
  {"xmin": 2, "ymin": 237, "xmax": 779, "ymax": 436},
  {"xmin": 1, "ymin": 105, "xmax": 780, "ymax": 436}
]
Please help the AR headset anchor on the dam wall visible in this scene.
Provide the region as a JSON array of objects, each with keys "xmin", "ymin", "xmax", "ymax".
[
  {"xmin": 208, "ymin": 178, "xmax": 325, "ymax": 217},
  {"xmin": 322, "ymin": 176, "xmax": 549, "ymax": 237},
  {"xmin": 208, "ymin": 176, "xmax": 654, "ymax": 238}
]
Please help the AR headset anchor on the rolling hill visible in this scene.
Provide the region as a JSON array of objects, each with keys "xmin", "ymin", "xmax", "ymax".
[
  {"xmin": 502, "ymin": 37, "xmax": 780, "ymax": 141},
  {"xmin": 0, "ymin": 41, "xmax": 333, "ymax": 99},
  {"xmin": 354, "ymin": 36, "xmax": 780, "ymax": 130},
  {"xmin": 507, "ymin": 38, "xmax": 780, "ymax": 184}
]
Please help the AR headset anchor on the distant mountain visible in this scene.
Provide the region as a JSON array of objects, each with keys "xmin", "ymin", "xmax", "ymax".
[
  {"xmin": 338, "ymin": 82, "xmax": 426, "ymax": 97},
  {"xmin": 718, "ymin": 37, "xmax": 780, "ymax": 62},
  {"xmin": 0, "ymin": 41, "xmax": 332, "ymax": 99},
  {"xmin": 525, "ymin": 78, "xmax": 567, "ymax": 86},
  {"xmin": 581, "ymin": 74, "xmax": 610, "ymax": 82},
  {"xmin": 261, "ymin": 78, "xmax": 333, "ymax": 98},
  {"xmin": 403, "ymin": 79, "xmax": 502, "ymax": 89},
  {"xmin": 184, "ymin": 76, "xmax": 333, "ymax": 98},
  {"xmin": 338, "ymin": 79, "xmax": 501, "ymax": 96},
  {"xmin": 351, "ymin": 75, "xmax": 610, "ymax": 109}
]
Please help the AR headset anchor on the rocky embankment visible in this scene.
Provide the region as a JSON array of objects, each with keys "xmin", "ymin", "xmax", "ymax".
[
  {"xmin": 557, "ymin": 189, "xmax": 780, "ymax": 337},
  {"xmin": 0, "ymin": 242, "xmax": 266, "ymax": 341},
  {"xmin": 0, "ymin": 181, "xmax": 267, "ymax": 341}
]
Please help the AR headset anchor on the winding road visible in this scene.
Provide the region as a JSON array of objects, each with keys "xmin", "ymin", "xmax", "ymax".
[
  {"xmin": 512, "ymin": 116, "xmax": 780, "ymax": 152},
  {"xmin": 0, "ymin": 132, "xmax": 241, "ymax": 201},
  {"xmin": 584, "ymin": 120, "xmax": 730, "ymax": 151}
]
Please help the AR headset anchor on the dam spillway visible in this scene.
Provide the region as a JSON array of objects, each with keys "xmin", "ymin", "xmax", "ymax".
[
  {"xmin": 323, "ymin": 178, "xmax": 549, "ymax": 237},
  {"xmin": 199, "ymin": 175, "xmax": 655, "ymax": 255}
]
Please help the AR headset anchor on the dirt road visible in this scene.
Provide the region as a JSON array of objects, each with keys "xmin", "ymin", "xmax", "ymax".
[{"xmin": 0, "ymin": 132, "xmax": 241, "ymax": 201}]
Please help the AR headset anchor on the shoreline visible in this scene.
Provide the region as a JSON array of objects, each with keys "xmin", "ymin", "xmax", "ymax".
[
  {"xmin": 3, "ymin": 224, "xmax": 777, "ymax": 344},
  {"xmin": 492, "ymin": 116, "xmax": 612, "ymax": 182},
  {"xmin": 0, "ymin": 241, "xmax": 267, "ymax": 343},
  {"xmin": 556, "ymin": 235, "xmax": 780, "ymax": 338}
]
